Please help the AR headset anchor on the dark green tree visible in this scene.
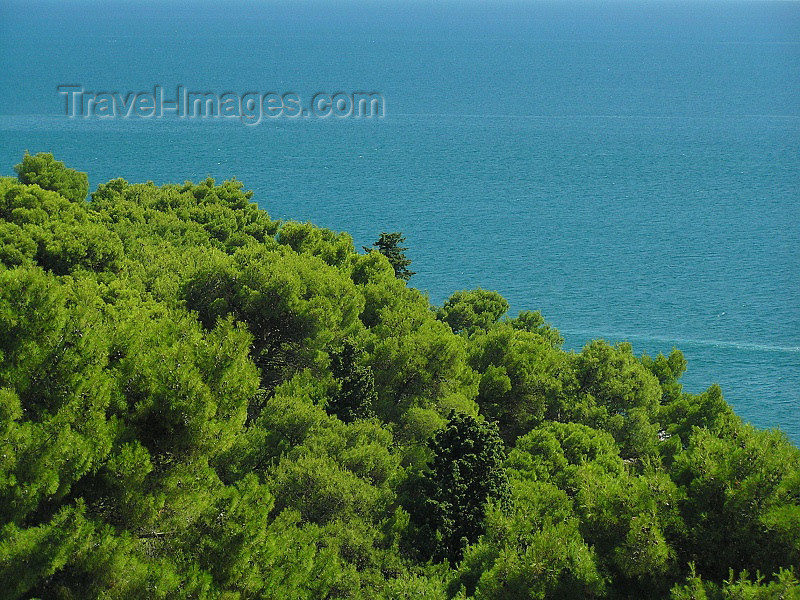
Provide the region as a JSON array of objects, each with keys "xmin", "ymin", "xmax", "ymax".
[
  {"xmin": 410, "ymin": 412, "xmax": 510, "ymax": 564},
  {"xmin": 329, "ymin": 340, "xmax": 377, "ymax": 423},
  {"xmin": 363, "ymin": 232, "xmax": 415, "ymax": 281},
  {"xmin": 15, "ymin": 152, "xmax": 89, "ymax": 203}
]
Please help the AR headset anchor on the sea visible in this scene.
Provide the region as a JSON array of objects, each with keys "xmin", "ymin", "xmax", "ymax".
[{"xmin": 1, "ymin": 0, "xmax": 798, "ymax": 444}]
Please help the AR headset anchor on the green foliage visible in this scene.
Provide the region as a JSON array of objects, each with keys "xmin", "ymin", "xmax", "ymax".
[
  {"xmin": 364, "ymin": 231, "xmax": 416, "ymax": 281},
  {"xmin": 0, "ymin": 268, "xmax": 115, "ymax": 524},
  {"xmin": 508, "ymin": 309, "xmax": 564, "ymax": 348},
  {"xmin": 642, "ymin": 347, "xmax": 687, "ymax": 403},
  {"xmin": 183, "ymin": 245, "xmax": 364, "ymax": 389},
  {"xmin": 15, "ymin": 151, "xmax": 89, "ymax": 202},
  {"xmin": 659, "ymin": 383, "xmax": 737, "ymax": 452},
  {"xmin": 270, "ymin": 453, "xmax": 386, "ymax": 524},
  {"xmin": 456, "ymin": 480, "xmax": 605, "ymax": 599},
  {"xmin": 329, "ymin": 339, "xmax": 378, "ymax": 423},
  {"xmin": 575, "ymin": 466, "xmax": 684, "ymax": 594},
  {"xmin": 571, "ymin": 340, "xmax": 663, "ymax": 459},
  {"xmin": 469, "ymin": 324, "xmax": 566, "ymax": 443},
  {"xmin": 671, "ymin": 424, "xmax": 800, "ymax": 581},
  {"xmin": 1, "ymin": 153, "xmax": 798, "ymax": 598},
  {"xmin": 0, "ymin": 177, "xmax": 123, "ymax": 273},
  {"xmin": 365, "ymin": 292, "xmax": 478, "ymax": 422},
  {"xmin": 409, "ymin": 412, "xmax": 510, "ymax": 564},
  {"xmin": 507, "ymin": 421, "xmax": 625, "ymax": 492},
  {"xmin": 277, "ymin": 220, "xmax": 355, "ymax": 269},
  {"xmin": 437, "ymin": 289, "xmax": 509, "ymax": 335},
  {"xmin": 671, "ymin": 565, "xmax": 800, "ymax": 600}
]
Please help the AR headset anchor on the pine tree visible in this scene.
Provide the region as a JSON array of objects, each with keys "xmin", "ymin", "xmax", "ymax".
[{"xmin": 363, "ymin": 232, "xmax": 415, "ymax": 281}]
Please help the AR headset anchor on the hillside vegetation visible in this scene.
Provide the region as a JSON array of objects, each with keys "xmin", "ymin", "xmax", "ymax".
[{"xmin": 1, "ymin": 153, "xmax": 798, "ymax": 599}]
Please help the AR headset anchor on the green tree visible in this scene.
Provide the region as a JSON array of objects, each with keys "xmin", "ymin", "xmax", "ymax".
[
  {"xmin": 457, "ymin": 480, "xmax": 605, "ymax": 599},
  {"xmin": 409, "ymin": 412, "xmax": 510, "ymax": 564},
  {"xmin": 641, "ymin": 347, "xmax": 687, "ymax": 404},
  {"xmin": 575, "ymin": 466, "xmax": 683, "ymax": 594},
  {"xmin": 436, "ymin": 289, "xmax": 509, "ymax": 335},
  {"xmin": 508, "ymin": 309, "xmax": 563, "ymax": 348},
  {"xmin": 506, "ymin": 421, "xmax": 625, "ymax": 493},
  {"xmin": 362, "ymin": 285, "xmax": 478, "ymax": 423},
  {"xmin": 670, "ymin": 565, "xmax": 800, "ymax": 600},
  {"xmin": 278, "ymin": 220, "xmax": 356, "ymax": 270},
  {"xmin": 329, "ymin": 340, "xmax": 377, "ymax": 423},
  {"xmin": 671, "ymin": 424, "xmax": 800, "ymax": 582},
  {"xmin": 363, "ymin": 232, "xmax": 415, "ymax": 281},
  {"xmin": 570, "ymin": 340, "xmax": 662, "ymax": 459},
  {"xmin": 15, "ymin": 151, "xmax": 89, "ymax": 203},
  {"xmin": 0, "ymin": 177, "xmax": 123, "ymax": 274},
  {"xmin": 183, "ymin": 246, "xmax": 364, "ymax": 390},
  {"xmin": 468, "ymin": 324, "xmax": 566, "ymax": 443}
]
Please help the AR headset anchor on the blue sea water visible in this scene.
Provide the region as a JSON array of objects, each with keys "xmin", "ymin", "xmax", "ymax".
[{"xmin": 1, "ymin": 0, "xmax": 798, "ymax": 442}]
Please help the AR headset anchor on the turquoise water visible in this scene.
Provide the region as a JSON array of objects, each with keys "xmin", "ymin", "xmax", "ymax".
[{"xmin": 1, "ymin": 1, "xmax": 798, "ymax": 442}]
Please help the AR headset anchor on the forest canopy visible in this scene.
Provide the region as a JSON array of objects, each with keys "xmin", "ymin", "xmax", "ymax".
[{"xmin": 1, "ymin": 153, "xmax": 798, "ymax": 599}]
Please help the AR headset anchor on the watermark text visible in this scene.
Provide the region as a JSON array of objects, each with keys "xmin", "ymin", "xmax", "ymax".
[{"xmin": 57, "ymin": 85, "xmax": 386, "ymax": 124}]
